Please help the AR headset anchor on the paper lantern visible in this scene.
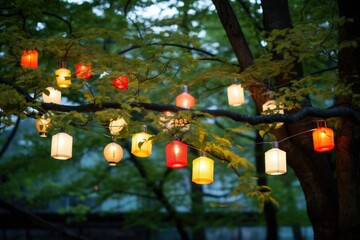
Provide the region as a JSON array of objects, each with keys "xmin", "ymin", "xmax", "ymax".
[
  {"xmin": 176, "ymin": 86, "xmax": 195, "ymax": 108},
  {"xmin": 21, "ymin": 50, "xmax": 38, "ymax": 69},
  {"xmin": 131, "ymin": 126, "xmax": 152, "ymax": 157},
  {"xmin": 55, "ymin": 60, "xmax": 71, "ymax": 88},
  {"xmin": 51, "ymin": 132, "xmax": 73, "ymax": 160},
  {"xmin": 312, "ymin": 127, "xmax": 334, "ymax": 152},
  {"xmin": 166, "ymin": 140, "xmax": 187, "ymax": 168},
  {"xmin": 227, "ymin": 83, "xmax": 244, "ymax": 106},
  {"xmin": 103, "ymin": 142, "xmax": 123, "ymax": 166},
  {"xmin": 112, "ymin": 76, "xmax": 129, "ymax": 90},
  {"xmin": 262, "ymin": 100, "xmax": 284, "ymax": 129},
  {"xmin": 109, "ymin": 117, "xmax": 127, "ymax": 135},
  {"xmin": 265, "ymin": 144, "xmax": 286, "ymax": 175},
  {"xmin": 75, "ymin": 62, "xmax": 92, "ymax": 79},
  {"xmin": 42, "ymin": 87, "xmax": 61, "ymax": 104},
  {"xmin": 35, "ymin": 117, "xmax": 51, "ymax": 137},
  {"xmin": 192, "ymin": 153, "xmax": 214, "ymax": 184}
]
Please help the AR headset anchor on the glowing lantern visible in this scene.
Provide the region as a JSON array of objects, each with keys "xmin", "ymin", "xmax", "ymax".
[
  {"xmin": 55, "ymin": 60, "xmax": 71, "ymax": 88},
  {"xmin": 42, "ymin": 87, "xmax": 61, "ymax": 104},
  {"xmin": 262, "ymin": 100, "xmax": 284, "ymax": 129},
  {"xmin": 109, "ymin": 117, "xmax": 127, "ymax": 135},
  {"xmin": 312, "ymin": 121, "xmax": 334, "ymax": 152},
  {"xmin": 166, "ymin": 140, "xmax": 187, "ymax": 168},
  {"xmin": 75, "ymin": 62, "xmax": 92, "ymax": 79},
  {"xmin": 192, "ymin": 152, "xmax": 214, "ymax": 184},
  {"xmin": 112, "ymin": 76, "xmax": 129, "ymax": 90},
  {"xmin": 21, "ymin": 50, "xmax": 38, "ymax": 69},
  {"xmin": 35, "ymin": 116, "xmax": 51, "ymax": 137},
  {"xmin": 176, "ymin": 86, "xmax": 195, "ymax": 108},
  {"xmin": 51, "ymin": 132, "xmax": 73, "ymax": 160},
  {"xmin": 131, "ymin": 125, "xmax": 152, "ymax": 157},
  {"xmin": 265, "ymin": 142, "xmax": 287, "ymax": 175},
  {"xmin": 103, "ymin": 142, "xmax": 123, "ymax": 166},
  {"xmin": 227, "ymin": 83, "xmax": 244, "ymax": 106}
]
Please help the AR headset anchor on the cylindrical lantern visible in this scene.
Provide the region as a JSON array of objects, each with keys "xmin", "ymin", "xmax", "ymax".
[
  {"xmin": 262, "ymin": 100, "xmax": 284, "ymax": 129},
  {"xmin": 112, "ymin": 76, "xmax": 129, "ymax": 90},
  {"xmin": 227, "ymin": 83, "xmax": 244, "ymax": 106},
  {"xmin": 109, "ymin": 117, "xmax": 127, "ymax": 135},
  {"xmin": 75, "ymin": 62, "xmax": 92, "ymax": 79},
  {"xmin": 166, "ymin": 140, "xmax": 187, "ymax": 168},
  {"xmin": 21, "ymin": 50, "xmax": 38, "ymax": 69},
  {"xmin": 131, "ymin": 125, "xmax": 152, "ymax": 157},
  {"xmin": 42, "ymin": 87, "xmax": 61, "ymax": 104},
  {"xmin": 176, "ymin": 86, "xmax": 195, "ymax": 108},
  {"xmin": 192, "ymin": 153, "xmax": 214, "ymax": 184},
  {"xmin": 103, "ymin": 142, "xmax": 123, "ymax": 166},
  {"xmin": 265, "ymin": 143, "xmax": 286, "ymax": 175},
  {"xmin": 312, "ymin": 126, "xmax": 334, "ymax": 152},
  {"xmin": 51, "ymin": 132, "xmax": 73, "ymax": 160},
  {"xmin": 35, "ymin": 117, "xmax": 51, "ymax": 137}
]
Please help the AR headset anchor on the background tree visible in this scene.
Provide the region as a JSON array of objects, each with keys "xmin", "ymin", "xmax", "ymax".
[{"xmin": 0, "ymin": 0, "xmax": 359, "ymax": 240}]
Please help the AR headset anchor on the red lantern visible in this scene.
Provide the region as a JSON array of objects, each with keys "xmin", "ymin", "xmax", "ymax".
[
  {"xmin": 75, "ymin": 62, "xmax": 92, "ymax": 79},
  {"xmin": 166, "ymin": 140, "xmax": 187, "ymax": 168},
  {"xmin": 312, "ymin": 126, "xmax": 334, "ymax": 152},
  {"xmin": 112, "ymin": 76, "xmax": 129, "ymax": 90},
  {"xmin": 176, "ymin": 86, "xmax": 195, "ymax": 108},
  {"xmin": 21, "ymin": 50, "xmax": 38, "ymax": 69}
]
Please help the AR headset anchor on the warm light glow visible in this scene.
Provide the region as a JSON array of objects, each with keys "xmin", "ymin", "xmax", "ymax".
[
  {"xmin": 51, "ymin": 132, "xmax": 73, "ymax": 160},
  {"xmin": 55, "ymin": 68, "xmax": 71, "ymax": 88},
  {"xmin": 265, "ymin": 147, "xmax": 287, "ymax": 175},
  {"xmin": 176, "ymin": 86, "xmax": 195, "ymax": 108},
  {"xmin": 35, "ymin": 117, "xmax": 51, "ymax": 137},
  {"xmin": 166, "ymin": 140, "xmax": 187, "ymax": 168},
  {"xmin": 192, "ymin": 156, "xmax": 214, "ymax": 184},
  {"xmin": 312, "ymin": 127, "xmax": 334, "ymax": 152},
  {"xmin": 75, "ymin": 62, "xmax": 92, "ymax": 79},
  {"xmin": 112, "ymin": 76, "xmax": 129, "ymax": 90},
  {"xmin": 262, "ymin": 100, "xmax": 284, "ymax": 129},
  {"xmin": 131, "ymin": 132, "xmax": 152, "ymax": 157},
  {"xmin": 227, "ymin": 83, "xmax": 244, "ymax": 106},
  {"xmin": 42, "ymin": 87, "xmax": 61, "ymax": 104},
  {"xmin": 109, "ymin": 117, "xmax": 127, "ymax": 135},
  {"xmin": 103, "ymin": 142, "xmax": 123, "ymax": 166},
  {"xmin": 21, "ymin": 50, "xmax": 38, "ymax": 69}
]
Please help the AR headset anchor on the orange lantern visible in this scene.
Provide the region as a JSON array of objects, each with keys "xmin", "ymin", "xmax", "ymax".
[
  {"xmin": 55, "ymin": 60, "xmax": 71, "ymax": 88},
  {"xmin": 112, "ymin": 76, "xmax": 129, "ymax": 90},
  {"xmin": 103, "ymin": 141, "xmax": 123, "ymax": 166},
  {"xmin": 166, "ymin": 140, "xmax": 187, "ymax": 168},
  {"xmin": 312, "ymin": 121, "xmax": 334, "ymax": 152},
  {"xmin": 21, "ymin": 50, "xmax": 38, "ymax": 69},
  {"xmin": 75, "ymin": 62, "xmax": 92, "ymax": 79},
  {"xmin": 192, "ymin": 152, "xmax": 214, "ymax": 184},
  {"xmin": 176, "ymin": 86, "xmax": 195, "ymax": 108},
  {"xmin": 131, "ymin": 125, "xmax": 152, "ymax": 158}
]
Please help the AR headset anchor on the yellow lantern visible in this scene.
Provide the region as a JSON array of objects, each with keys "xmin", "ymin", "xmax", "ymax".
[
  {"xmin": 265, "ymin": 142, "xmax": 286, "ymax": 175},
  {"xmin": 109, "ymin": 117, "xmax": 127, "ymax": 135},
  {"xmin": 131, "ymin": 125, "xmax": 152, "ymax": 157},
  {"xmin": 35, "ymin": 116, "xmax": 51, "ymax": 137},
  {"xmin": 262, "ymin": 100, "xmax": 284, "ymax": 129},
  {"xmin": 42, "ymin": 87, "xmax": 61, "ymax": 104},
  {"xmin": 55, "ymin": 60, "xmax": 71, "ymax": 88},
  {"xmin": 227, "ymin": 83, "xmax": 244, "ymax": 106},
  {"xmin": 103, "ymin": 142, "xmax": 123, "ymax": 166},
  {"xmin": 51, "ymin": 132, "xmax": 73, "ymax": 160},
  {"xmin": 192, "ymin": 152, "xmax": 214, "ymax": 184}
]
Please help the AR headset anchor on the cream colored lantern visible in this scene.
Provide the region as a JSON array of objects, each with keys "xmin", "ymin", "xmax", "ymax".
[
  {"xmin": 51, "ymin": 132, "xmax": 73, "ymax": 160},
  {"xmin": 227, "ymin": 83, "xmax": 244, "ymax": 106},
  {"xmin": 103, "ymin": 142, "xmax": 123, "ymax": 166},
  {"xmin": 109, "ymin": 117, "xmax": 127, "ymax": 135},
  {"xmin": 265, "ymin": 142, "xmax": 286, "ymax": 175},
  {"xmin": 42, "ymin": 87, "xmax": 61, "ymax": 104}
]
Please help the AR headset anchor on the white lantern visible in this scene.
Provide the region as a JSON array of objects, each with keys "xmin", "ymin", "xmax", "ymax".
[
  {"xmin": 227, "ymin": 83, "xmax": 244, "ymax": 106},
  {"xmin": 262, "ymin": 100, "xmax": 284, "ymax": 129},
  {"xmin": 42, "ymin": 87, "xmax": 61, "ymax": 104},
  {"xmin": 51, "ymin": 132, "xmax": 73, "ymax": 160},
  {"xmin": 109, "ymin": 117, "xmax": 127, "ymax": 135},
  {"xmin": 103, "ymin": 142, "xmax": 123, "ymax": 166},
  {"xmin": 265, "ymin": 143, "xmax": 286, "ymax": 175}
]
